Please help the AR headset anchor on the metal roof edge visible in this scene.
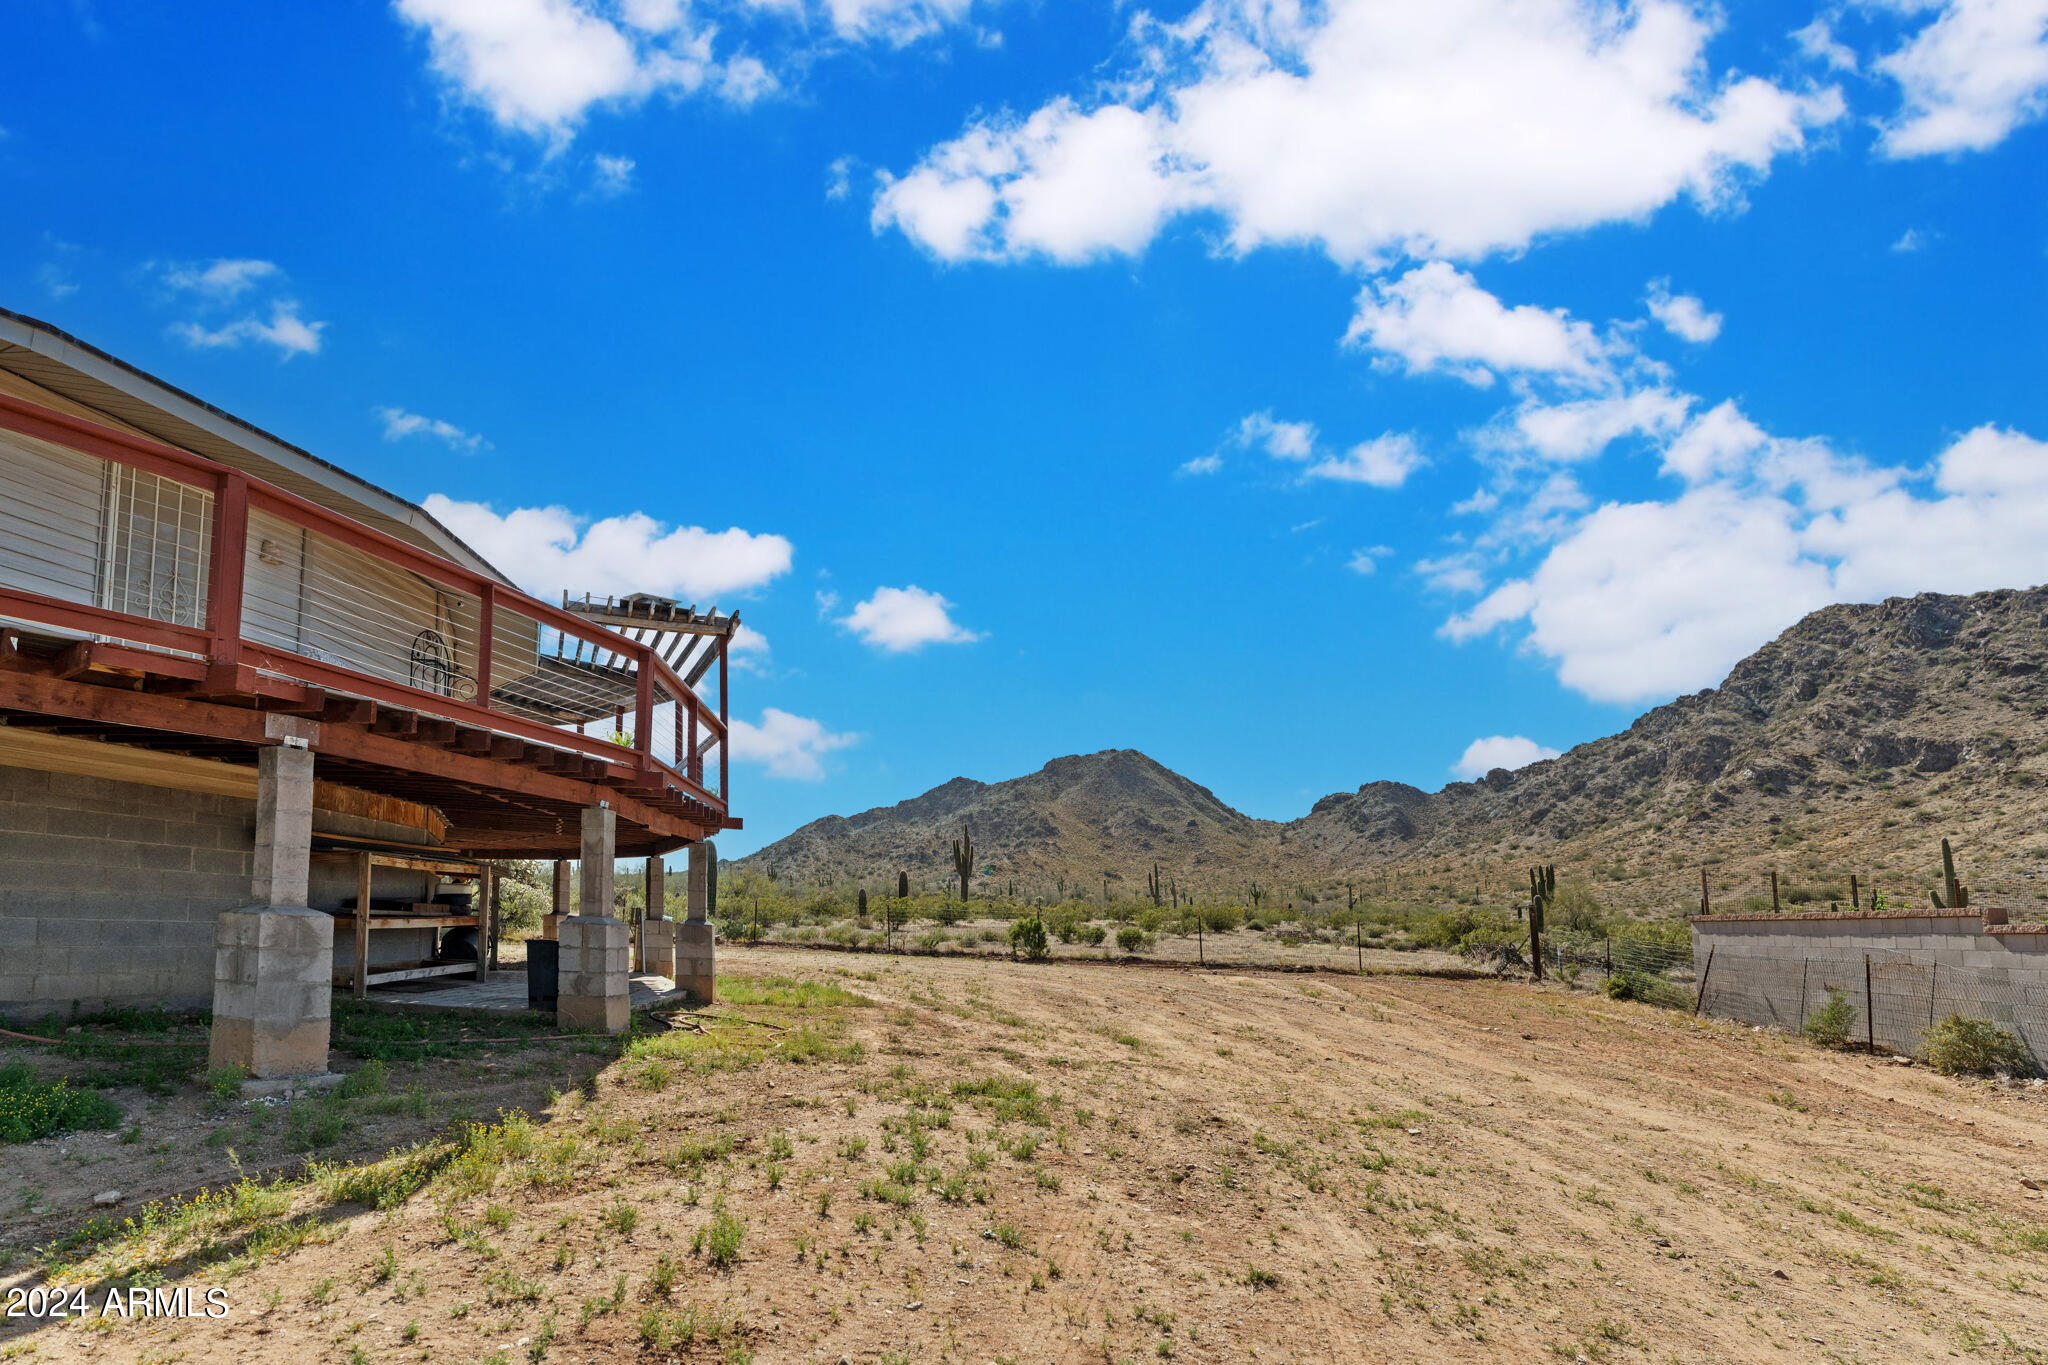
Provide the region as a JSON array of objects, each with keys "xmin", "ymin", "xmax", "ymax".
[{"xmin": 0, "ymin": 306, "xmax": 513, "ymax": 587}]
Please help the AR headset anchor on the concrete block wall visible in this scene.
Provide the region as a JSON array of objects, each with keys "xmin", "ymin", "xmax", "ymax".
[
  {"xmin": 0, "ymin": 762, "xmax": 440, "ymax": 1019},
  {"xmin": 1692, "ymin": 909, "xmax": 2048, "ymax": 1068}
]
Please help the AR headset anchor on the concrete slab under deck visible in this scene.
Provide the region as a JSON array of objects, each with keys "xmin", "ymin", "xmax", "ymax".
[{"xmin": 341, "ymin": 968, "xmax": 688, "ymax": 1016}]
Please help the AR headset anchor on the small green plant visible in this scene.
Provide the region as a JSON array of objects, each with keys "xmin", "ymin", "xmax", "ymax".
[
  {"xmin": 1803, "ymin": 988, "xmax": 1857, "ymax": 1049},
  {"xmin": 0, "ymin": 1062, "xmax": 121, "ymax": 1143},
  {"xmin": 205, "ymin": 1065, "xmax": 246, "ymax": 1104},
  {"xmin": 695, "ymin": 1208, "xmax": 745, "ymax": 1268},
  {"xmin": 1921, "ymin": 1015, "xmax": 2029, "ymax": 1076},
  {"xmin": 1008, "ymin": 917, "xmax": 1050, "ymax": 961},
  {"xmin": 1116, "ymin": 927, "xmax": 1146, "ymax": 953}
]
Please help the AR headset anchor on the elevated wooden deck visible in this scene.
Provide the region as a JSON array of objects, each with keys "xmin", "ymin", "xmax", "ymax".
[{"xmin": 0, "ymin": 393, "xmax": 740, "ymax": 858}]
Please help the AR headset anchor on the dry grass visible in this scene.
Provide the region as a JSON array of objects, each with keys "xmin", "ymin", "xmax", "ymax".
[{"xmin": 6, "ymin": 950, "xmax": 2048, "ymax": 1363}]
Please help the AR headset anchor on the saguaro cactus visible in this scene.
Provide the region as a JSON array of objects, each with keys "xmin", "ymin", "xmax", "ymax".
[
  {"xmin": 950, "ymin": 823, "xmax": 974, "ymax": 903},
  {"xmin": 857, "ymin": 888, "xmax": 868, "ymax": 920},
  {"xmin": 1148, "ymin": 863, "xmax": 1164, "ymax": 907},
  {"xmin": 1527, "ymin": 864, "xmax": 1555, "ymax": 981},
  {"xmin": 1931, "ymin": 837, "xmax": 1969, "ymax": 909},
  {"xmin": 897, "ymin": 870, "xmax": 910, "ymax": 900}
]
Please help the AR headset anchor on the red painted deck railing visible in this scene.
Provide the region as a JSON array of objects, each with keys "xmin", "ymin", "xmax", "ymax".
[{"xmin": 0, "ymin": 393, "xmax": 729, "ymax": 813}]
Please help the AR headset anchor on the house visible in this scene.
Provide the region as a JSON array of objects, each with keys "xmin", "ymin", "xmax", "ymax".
[{"xmin": 0, "ymin": 308, "xmax": 734, "ymax": 1074}]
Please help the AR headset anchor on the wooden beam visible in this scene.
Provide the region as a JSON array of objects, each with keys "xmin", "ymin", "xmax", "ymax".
[
  {"xmin": 0, "ymin": 670, "xmax": 706, "ymax": 843},
  {"xmin": 321, "ymin": 696, "xmax": 376, "ymax": 726},
  {"xmin": 0, "ymin": 725, "xmax": 448, "ymax": 840}
]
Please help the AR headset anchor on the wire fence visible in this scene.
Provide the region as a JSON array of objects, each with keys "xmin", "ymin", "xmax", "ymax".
[
  {"xmin": 1510, "ymin": 930, "xmax": 2046, "ymax": 1076},
  {"xmin": 1693, "ymin": 946, "xmax": 2047, "ymax": 1074}
]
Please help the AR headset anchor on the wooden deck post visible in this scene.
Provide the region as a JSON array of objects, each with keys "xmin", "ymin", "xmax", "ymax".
[{"xmin": 354, "ymin": 852, "xmax": 372, "ymax": 1000}]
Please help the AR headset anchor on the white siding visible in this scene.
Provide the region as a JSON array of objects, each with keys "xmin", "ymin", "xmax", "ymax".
[{"xmin": 0, "ymin": 431, "xmax": 107, "ymax": 607}]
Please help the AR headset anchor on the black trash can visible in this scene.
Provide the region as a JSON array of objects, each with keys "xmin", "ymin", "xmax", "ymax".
[{"xmin": 526, "ymin": 938, "xmax": 559, "ymax": 1012}]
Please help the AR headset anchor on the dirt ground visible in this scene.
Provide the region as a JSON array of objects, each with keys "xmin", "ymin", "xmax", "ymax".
[
  {"xmin": 761, "ymin": 919, "xmax": 1470, "ymax": 977},
  {"xmin": 7, "ymin": 946, "xmax": 2048, "ymax": 1364}
]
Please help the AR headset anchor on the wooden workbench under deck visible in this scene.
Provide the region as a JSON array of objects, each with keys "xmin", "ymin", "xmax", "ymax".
[{"xmin": 314, "ymin": 844, "xmax": 497, "ymax": 997}]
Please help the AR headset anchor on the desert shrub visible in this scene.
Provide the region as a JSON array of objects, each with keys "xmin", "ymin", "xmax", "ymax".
[
  {"xmin": 1785, "ymin": 885, "xmax": 1846, "ymax": 906},
  {"xmin": 1549, "ymin": 880, "xmax": 1606, "ymax": 934},
  {"xmin": 1612, "ymin": 919, "xmax": 1691, "ymax": 953},
  {"xmin": 1604, "ymin": 971, "xmax": 1651, "ymax": 1001},
  {"xmin": 1921, "ymin": 1015, "xmax": 2030, "ymax": 1076},
  {"xmin": 1076, "ymin": 924, "xmax": 1106, "ymax": 947},
  {"xmin": 1115, "ymin": 927, "xmax": 1146, "ymax": 953},
  {"xmin": 1008, "ymin": 917, "xmax": 1050, "ymax": 961},
  {"xmin": 1803, "ymin": 989, "xmax": 1858, "ymax": 1048},
  {"xmin": 914, "ymin": 931, "xmax": 945, "ymax": 951},
  {"xmin": 1135, "ymin": 908, "xmax": 1171, "ymax": 933},
  {"xmin": 1202, "ymin": 905, "xmax": 1244, "ymax": 933},
  {"xmin": 0, "ymin": 1063, "xmax": 121, "ymax": 1143},
  {"xmin": 932, "ymin": 902, "xmax": 968, "ymax": 927}
]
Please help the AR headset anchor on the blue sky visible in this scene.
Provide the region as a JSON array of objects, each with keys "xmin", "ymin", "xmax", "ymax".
[{"xmin": 5, "ymin": 0, "xmax": 2046, "ymax": 855}]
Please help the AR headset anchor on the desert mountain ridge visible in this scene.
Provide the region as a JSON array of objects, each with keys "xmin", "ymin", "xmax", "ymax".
[{"xmin": 738, "ymin": 587, "xmax": 2048, "ymax": 917}]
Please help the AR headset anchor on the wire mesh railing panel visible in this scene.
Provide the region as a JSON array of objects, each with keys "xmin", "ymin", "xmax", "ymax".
[
  {"xmin": 0, "ymin": 433, "xmax": 110, "ymax": 609},
  {"xmin": 242, "ymin": 510, "xmax": 481, "ymax": 702},
  {"xmin": 102, "ymin": 465, "xmax": 212, "ymax": 629},
  {"xmin": 486, "ymin": 603, "xmax": 640, "ymax": 743}
]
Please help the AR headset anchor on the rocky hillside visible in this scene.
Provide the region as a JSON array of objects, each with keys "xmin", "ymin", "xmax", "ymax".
[
  {"xmin": 740, "ymin": 749, "xmax": 1277, "ymax": 893},
  {"xmin": 741, "ymin": 588, "xmax": 2048, "ymax": 916}
]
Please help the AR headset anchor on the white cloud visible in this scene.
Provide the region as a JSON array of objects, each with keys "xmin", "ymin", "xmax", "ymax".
[
  {"xmin": 1645, "ymin": 278, "xmax": 1723, "ymax": 343},
  {"xmin": 377, "ymin": 406, "xmax": 489, "ymax": 453},
  {"xmin": 1235, "ymin": 411, "xmax": 1317, "ymax": 460},
  {"xmin": 1792, "ymin": 16, "xmax": 1859, "ymax": 71},
  {"xmin": 37, "ymin": 263, "xmax": 77, "ymax": 299},
  {"xmin": 1891, "ymin": 226, "xmax": 1934, "ymax": 252},
  {"xmin": 161, "ymin": 258, "xmax": 281, "ymax": 299},
  {"xmin": 420, "ymin": 494, "xmax": 794, "ymax": 600},
  {"xmin": 1497, "ymin": 389, "xmax": 1694, "ymax": 464},
  {"xmin": 1346, "ymin": 544, "xmax": 1393, "ymax": 575},
  {"xmin": 157, "ymin": 258, "xmax": 325, "ymax": 358},
  {"xmin": 825, "ymin": 154, "xmax": 856, "ymax": 201},
  {"xmin": 1416, "ymin": 553, "xmax": 1490, "ymax": 596},
  {"xmin": 1302, "ymin": 434, "xmax": 1427, "ymax": 488},
  {"xmin": 1452, "ymin": 734, "xmax": 1561, "ymax": 779},
  {"xmin": 1346, "ymin": 262, "xmax": 1618, "ymax": 387},
  {"xmin": 395, "ymin": 0, "xmax": 985, "ymax": 143},
  {"xmin": 728, "ymin": 706, "xmax": 858, "ymax": 780},
  {"xmin": 1876, "ymin": 0, "xmax": 2048, "ymax": 157},
  {"xmin": 172, "ymin": 303, "xmax": 326, "ymax": 358},
  {"xmin": 592, "ymin": 153, "xmax": 636, "ymax": 194},
  {"xmin": 875, "ymin": 0, "xmax": 1839, "ymax": 267},
  {"xmin": 1441, "ymin": 413, "xmax": 2048, "ymax": 704},
  {"xmin": 395, "ymin": 0, "xmax": 744, "ymax": 139},
  {"xmin": 1223, "ymin": 413, "xmax": 1424, "ymax": 489},
  {"xmin": 1177, "ymin": 452, "xmax": 1224, "ymax": 476},
  {"xmin": 873, "ymin": 100, "xmax": 1186, "ymax": 263},
  {"xmin": 837, "ymin": 584, "xmax": 982, "ymax": 652},
  {"xmin": 727, "ymin": 622, "xmax": 772, "ymax": 673},
  {"xmin": 824, "ymin": 0, "xmax": 978, "ymax": 47}
]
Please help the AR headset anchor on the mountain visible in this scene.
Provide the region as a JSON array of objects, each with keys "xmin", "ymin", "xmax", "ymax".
[
  {"xmin": 739, "ymin": 749, "xmax": 1278, "ymax": 894},
  {"xmin": 740, "ymin": 587, "xmax": 2048, "ymax": 917}
]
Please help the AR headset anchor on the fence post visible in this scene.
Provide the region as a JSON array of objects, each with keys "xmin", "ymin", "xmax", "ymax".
[
  {"xmin": 1797, "ymin": 959, "xmax": 1809, "ymax": 1031},
  {"xmin": 1864, "ymin": 954, "xmax": 1876, "ymax": 1053},
  {"xmin": 1693, "ymin": 946, "xmax": 1716, "ymax": 1016},
  {"xmin": 1603, "ymin": 935, "xmax": 1611, "ymax": 980},
  {"xmin": 1355, "ymin": 915, "xmax": 1362, "ymax": 975},
  {"xmin": 1928, "ymin": 960, "xmax": 1938, "ymax": 1029}
]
